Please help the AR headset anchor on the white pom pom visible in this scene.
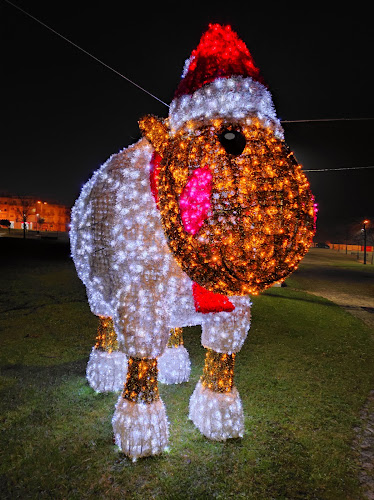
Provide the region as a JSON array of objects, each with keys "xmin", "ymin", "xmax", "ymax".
[
  {"xmin": 158, "ymin": 345, "xmax": 191, "ymax": 384},
  {"xmin": 112, "ymin": 397, "xmax": 169, "ymax": 459},
  {"xmin": 86, "ymin": 348, "xmax": 127, "ymax": 393},
  {"xmin": 189, "ymin": 380, "xmax": 244, "ymax": 441}
]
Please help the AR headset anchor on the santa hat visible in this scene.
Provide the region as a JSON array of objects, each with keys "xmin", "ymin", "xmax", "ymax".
[{"xmin": 168, "ymin": 24, "xmax": 283, "ymax": 138}]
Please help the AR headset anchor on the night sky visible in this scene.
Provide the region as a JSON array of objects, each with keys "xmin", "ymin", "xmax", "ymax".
[{"xmin": 2, "ymin": 1, "xmax": 373, "ymax": 241}]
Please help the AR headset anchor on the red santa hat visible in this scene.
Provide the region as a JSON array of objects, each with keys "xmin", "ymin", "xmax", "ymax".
[{"xmin": 168, "ymin": 24, "xmax": 283, "ymax": 138}]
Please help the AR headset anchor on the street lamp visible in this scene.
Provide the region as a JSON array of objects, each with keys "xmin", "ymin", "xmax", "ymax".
[
  {"xmin": 36, "ymin": 201, "xmax": 41, "ymax": 232},
  {"xmin": 36, "ymin": 201, "xmax": 47, "ymax": 231},
  {"xmin": 362, "ymin": 220, "xmax": 369, "ymax": 265}
]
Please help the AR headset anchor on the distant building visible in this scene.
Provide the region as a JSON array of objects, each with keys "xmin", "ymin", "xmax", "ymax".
[{"xmin": 0, "ymin": 195, "xmax": 70, "ymax": 232}]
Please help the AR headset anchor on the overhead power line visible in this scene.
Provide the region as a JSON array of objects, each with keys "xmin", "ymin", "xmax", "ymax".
[
  {"xmin": 3, "ymin": 0, "xmax": 170, "ymax": 107},
  {"xmin": 282, "ymin": 118, "xmax": 374, "ymax": 124},
  {"xmin": 304, "ymin": 166, "xmax": 374, "ymax": 172}
]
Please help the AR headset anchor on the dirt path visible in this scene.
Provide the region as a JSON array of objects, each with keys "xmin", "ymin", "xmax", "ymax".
[
  {"xmin": 291, "ymin": 249, "xmax": 374, "ymax": 328},
  {"xmin": 290, "ymin": 248, "xmax": 374, "ymax": 498}
]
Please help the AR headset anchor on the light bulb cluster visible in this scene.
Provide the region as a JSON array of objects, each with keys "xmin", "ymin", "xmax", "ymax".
[
  {"xmin": 166, "ymin": 327, "xmax": 184, "ymax": 348},
  {"xmin": 108, "ymin": 139, "xmax": 202, "ymax": 359},
  {"xmin": 170, "ymin": 76, "xmax": 283, "ymax": 138},
  {"xmin": 171, "ymin": 24, "xmax": 281, "ymax": 138},
  {"xmin": 201, "ymin": 349, "xmax": 236, "ymax": 393},
  {"xmin": 158, "ymin": 328, "xmax": 191, "ymax": 384},
  {"xmin": 70, "ymin": 149, "xmax": 123, "ymax": 318},
  {"xmin": 94, "ymin": 316, "xmax": 119, "ymax": 353},
  {"xmin": 112, "ymin": 396, "xmax": 169, "ymax": 460},
  {"xmin": 71, "ymin": 138, "xmax": 201, "ymax": 357},
  {"xmin": 141, "ymin": 115, "xmax": 316, "ymax": 296},
  {"xmin": 176, "ymin": 24, "xmax": 263, "ymax": 96},
  {"xmin": 86, "ymin": 316, "xmax": 127, "ymax": 393},
  {"xmin": 189, "ymin": 380, "xmax": 244, "ymax": 441},
  {"xmin": 86, "ymin": 348, "xmax": 127, "ymax": 393},
  {"xmin": 122, "ymin": 357, "xmax": 159, "ymax": 404},
  {"xmin": 200, "ymin": 295, "xmax": 252, "ymax": 353},
  {"xmin": 70, "ymin": 148, "xmax": 129, "ymax": 394},
  {"xmin": 179, "ymin": 165, "xmax": 212, "ymax": 235},
  {"xmin": 70, "ymin": 20, "xmax": 318, "ymax": 456}
]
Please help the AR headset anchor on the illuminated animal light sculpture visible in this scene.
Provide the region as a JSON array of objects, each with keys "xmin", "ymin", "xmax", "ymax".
[{"xmin": 70, "ymin": 23, "xmax": 316, "ymax": 460}]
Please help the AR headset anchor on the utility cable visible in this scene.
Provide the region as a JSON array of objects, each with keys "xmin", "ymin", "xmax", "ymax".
[
  {"xmin": 282, "ymin": 118, "xmax": 374, "ymax": 124},
  {"xmin": 3, "ymin": 0, "xmax": 170, "ymax": 107},
  {"xmin": 304, "ymin": 165, "xmax": 374, "ymax": 172}
]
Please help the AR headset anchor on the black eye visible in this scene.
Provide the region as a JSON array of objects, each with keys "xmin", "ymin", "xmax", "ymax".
[{"xmin": 218, "ymin": 129, "xmax": 246, "ymax": 156}]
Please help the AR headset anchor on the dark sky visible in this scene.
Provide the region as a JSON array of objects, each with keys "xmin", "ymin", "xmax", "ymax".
[{"xmin": 2, "ymin": 1, "xmax": 373, "ymax": 240}]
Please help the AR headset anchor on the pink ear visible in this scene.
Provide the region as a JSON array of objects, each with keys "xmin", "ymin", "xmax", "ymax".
[{"xmin": 179, "ymin": 166, "xmax": 212, "ymax": 235}]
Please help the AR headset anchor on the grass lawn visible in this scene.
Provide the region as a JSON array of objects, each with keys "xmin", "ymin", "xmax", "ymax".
[{"xmin": 1, "ymin": 239, "xmax": 374, "ymax": 499}]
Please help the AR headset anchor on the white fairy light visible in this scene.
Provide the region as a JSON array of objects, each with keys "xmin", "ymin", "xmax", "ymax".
[
  {"xmin": 169, "ymin": 76, "xmax": 284, "ymax": 140},
  {"xmin": 158, "ymin": 345, "xmax": 191, "ymax": 385},
  {"xmin": 189, "ymin": 381, "xmax": 244, "ymax": 441},
  {"xmin": 112, "ymin": 396, "xmax": 169, "ymax": 460},
  {"xmin": 86, "ymin": 348, "xmax": 127, "ymax": 393},
  {"xmin": 70, "ymin": 150, "xmax": 128, "ymax": 393}
]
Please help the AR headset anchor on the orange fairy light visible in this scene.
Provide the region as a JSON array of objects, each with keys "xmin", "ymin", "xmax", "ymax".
[{"xmin": 140, "ymin": 116, "xmax": 316, "ymax": 296}]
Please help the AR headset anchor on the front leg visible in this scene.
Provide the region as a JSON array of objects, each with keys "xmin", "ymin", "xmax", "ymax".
[
  {"xmin": 189, "ymin": 349, "xmax": 244, "ymax": 440},
  {"xmin": 189, "ymin": 297, "xmax": 251, "ymax": 441},
  {"xmin": 112, "ymin": 357, "xmax": 169, "ymax": 460}
]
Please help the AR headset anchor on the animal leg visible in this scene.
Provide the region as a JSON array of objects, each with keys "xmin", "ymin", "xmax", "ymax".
[
  {"xmin": 112, "ymin": 357, "xmax": 169, "ymax": 460},
  {"xmin": 189, "ymin": 348, "xmax": 244, "ymax": 440},
  {"xmin": 86, "ymin": 316, "xmax": 127, "ymax": 393},
  {"xmin": 158, "ymin": 328, "xmax": 191, "ymax": 384}
]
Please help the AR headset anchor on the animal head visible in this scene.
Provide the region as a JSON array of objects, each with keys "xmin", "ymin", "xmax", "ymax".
[{"xmin": 139, "ymin": 24, "xmax": 316, "ymax": 296}]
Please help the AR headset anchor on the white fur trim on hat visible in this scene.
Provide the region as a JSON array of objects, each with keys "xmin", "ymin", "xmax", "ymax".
[{"xmin": 169, "ymin": 76, "xmax": 284, "ymax": 138}]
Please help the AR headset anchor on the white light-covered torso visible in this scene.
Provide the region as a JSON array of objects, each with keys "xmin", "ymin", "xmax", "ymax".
[{"xmin": 70, "ymin": 137, "xmax": 251, "ymax": 358}]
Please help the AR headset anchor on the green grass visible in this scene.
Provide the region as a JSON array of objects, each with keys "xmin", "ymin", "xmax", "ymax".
[{"xmin": 1, "ymin": 239, "xmax": 374, "ymax": 499}]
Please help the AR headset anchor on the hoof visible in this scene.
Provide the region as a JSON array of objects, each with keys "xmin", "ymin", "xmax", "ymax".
[
  {"xmin": 189, "ymin": 380, "xmax": 244, "ymax": 441},
  {"xmin": 112, "ymin": 396, "xmax": 169, "ymax": 459},
  {"xmin": 86, "ymin": 348, "xmax": 127, "ymax": 393},
  {"xmin": 158, "ymin": 345, "xmax": 191, "ymax": 384}
]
